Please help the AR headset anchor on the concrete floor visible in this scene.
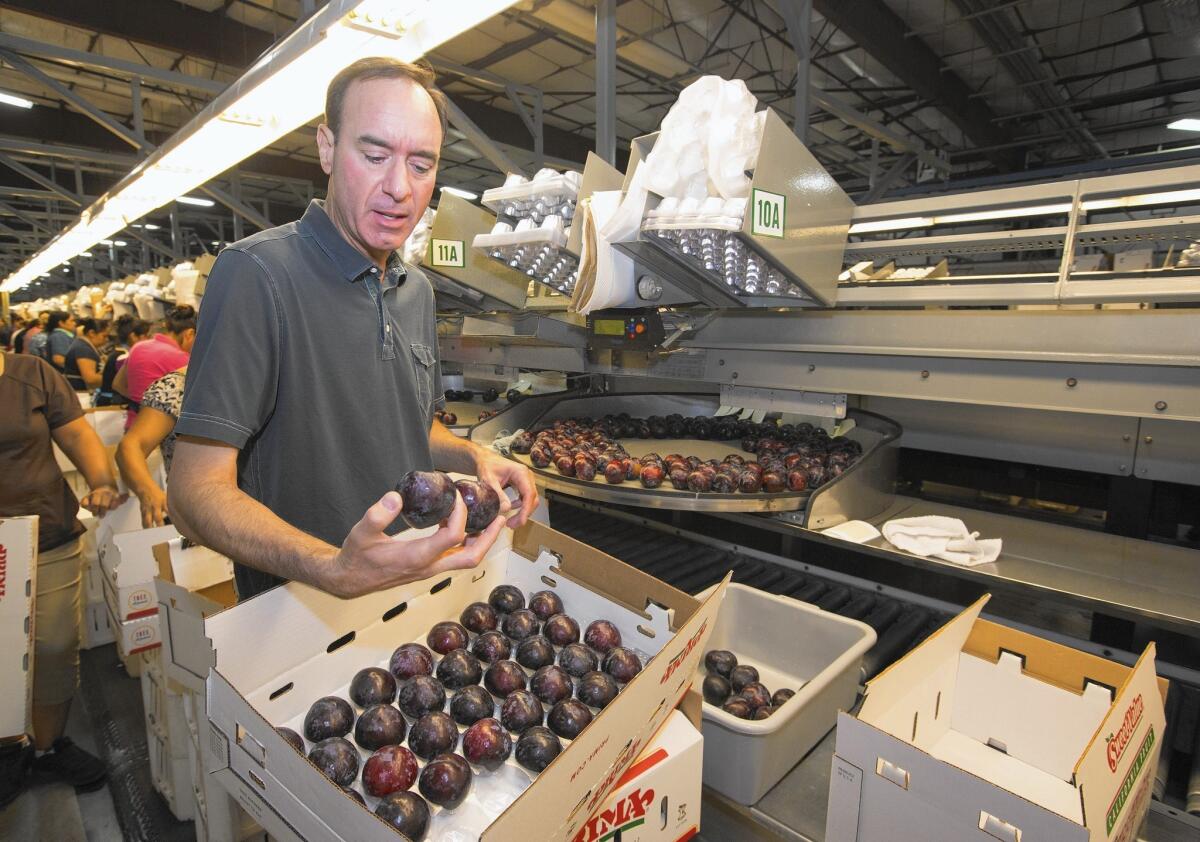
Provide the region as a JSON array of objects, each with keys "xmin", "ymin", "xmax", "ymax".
[{"xmin": 0, "ymin": 682, "xmax": 123, "ymax": 842}]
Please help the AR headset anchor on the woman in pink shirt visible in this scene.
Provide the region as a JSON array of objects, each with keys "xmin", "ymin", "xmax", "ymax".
[{"xmin": 114, "ymin": 305, "xmax": 196, "ymax": 429}]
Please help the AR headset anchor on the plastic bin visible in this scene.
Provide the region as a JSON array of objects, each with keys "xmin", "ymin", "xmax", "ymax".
[{"xmin": 695, "ymin": 582, "xmax": 876, "ymax": 804}]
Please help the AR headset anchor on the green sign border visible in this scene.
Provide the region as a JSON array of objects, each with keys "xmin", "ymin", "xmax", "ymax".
[{"xmin": 751, "ymin": 188, "xmax": 786, "ymax": 239}]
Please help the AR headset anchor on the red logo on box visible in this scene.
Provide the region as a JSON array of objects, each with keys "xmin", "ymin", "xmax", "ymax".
[
  {"xmin": 572, "ymin": 787, "xmax": 655, "ymax": 842},
  {"xmin": 660, "ymin": 621, "xmax": 706, "ymax": 685},
  {"xmin": 132, "ymin": 626, "xmax": 154, "ymax": 645},
  {"xmin": 1106, "ymin": 694, "xmax": 1144, "ymax": 773},
  {"xmin": 0, "ymin": 543, "xmax": 7, "ymax": 598}
]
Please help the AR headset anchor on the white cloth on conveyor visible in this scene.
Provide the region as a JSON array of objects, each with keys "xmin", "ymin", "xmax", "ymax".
[{"xmin": 881, "ymin": 515, "xmax": 1002, "ymax": 567}]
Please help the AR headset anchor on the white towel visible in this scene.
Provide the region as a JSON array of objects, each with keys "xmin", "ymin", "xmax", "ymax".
[{"xmin": 881, "ymin": 516, "xmax": 1002, "ymax": 567}]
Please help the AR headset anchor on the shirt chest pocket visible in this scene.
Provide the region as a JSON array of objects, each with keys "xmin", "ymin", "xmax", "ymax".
[{"xmin": 410, "ymin": 343, "xmax": 436, "ymax": 412}]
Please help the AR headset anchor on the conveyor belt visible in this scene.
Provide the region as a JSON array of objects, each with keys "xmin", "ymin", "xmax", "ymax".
[
  {"xmin": 548, "ymin": 499, "xmax": 944, "ymax": 680},
  {"xmin": 549, "ymin": 498, "xmax": 1200, "ymax": 817}
]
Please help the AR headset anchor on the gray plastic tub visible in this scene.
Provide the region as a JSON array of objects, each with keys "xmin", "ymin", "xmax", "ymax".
[{"xmin": 696, "ymin": 582, "xmax": 876, "ymax": 804}]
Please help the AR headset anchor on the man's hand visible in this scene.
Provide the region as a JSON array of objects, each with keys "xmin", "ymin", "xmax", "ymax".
[
  {"xmin": 137, "ymin": 485, "xmax": 169, "ymax": 528},
  {"xmin": 80, "ymin": 485, "xmax": 128, "ymax": 517},
  {"xmin": 330, "ymin": 490, "xmax": 506, "ymax": 598},
  {"xmin": 474, "ymin": 449, "xmax": 539, "ymax": 528}
]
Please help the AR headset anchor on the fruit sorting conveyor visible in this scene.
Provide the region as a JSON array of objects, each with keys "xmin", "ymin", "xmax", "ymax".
[
  {"xmin": 546, "ymin": 498, "xmax": 941, "ymax": 682},
  {"xmin": 548, "ymin": 497, "xmax": 1200, "ymax": 821}
]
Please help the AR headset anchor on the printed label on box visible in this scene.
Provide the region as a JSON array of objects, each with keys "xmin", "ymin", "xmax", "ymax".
[
  {"xmin": 430, "ymin": 238, "xmax": 466, "ymax": 268},
  {"xmin": 751, "ymin": 189, "xmax": 785, "ymax": 238}
]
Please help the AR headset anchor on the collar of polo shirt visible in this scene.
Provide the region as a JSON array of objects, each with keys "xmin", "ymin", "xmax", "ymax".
[{"xmin": 299, "ymin": 199, "xmax": 407, "ymax": 286}]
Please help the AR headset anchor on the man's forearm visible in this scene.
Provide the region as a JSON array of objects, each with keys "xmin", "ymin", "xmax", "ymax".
[
  {"xmin": 429, "ymin": 420, "xmax": 484, "ymax": 474},
  {"xmin": 168, "ymin": 466, "xmax": 344, "ymax": 595}
]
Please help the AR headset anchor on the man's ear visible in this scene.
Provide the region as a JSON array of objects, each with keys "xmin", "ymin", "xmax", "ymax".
[{"xmin": 316, "ymin": 123, "xmax": 335, "ymax": 176}]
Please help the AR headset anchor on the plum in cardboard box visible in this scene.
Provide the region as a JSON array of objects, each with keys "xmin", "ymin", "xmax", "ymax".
[
  {"xmin": 0, "ymin": 517, "xmax": 38, "ymax": 740},
  {"xmin": 202, "ymin": 519, "xmax": 725, "ymax": 841},
  {"xmin": 826, "ymin": 595, "xmax": 1167, "ymax": 842}
]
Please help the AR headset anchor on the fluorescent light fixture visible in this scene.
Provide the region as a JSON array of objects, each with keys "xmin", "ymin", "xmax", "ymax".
[
  {"xmin": 177, "ymin": 195, "xmax": 215, "ymax": 207},
  {"xmin": 1083, "ymin": 188, "xmax": 1200, "ymax": 211},
  {"xmin": 79, "ymin": 251, "xmax": 92, "ymax": 257},
  {"xmin": 210, "ymin": 240, "xmax": 222, "ymax": 246},
  {"xmin": 133, "ymin": 223, "xmax": 161, "ymax": 230},
  {"xmin": 441, "ymin": 186, "xmax": 478, "ymax": 200},
  {"xmin": 0, "ymin": 91, "xmax": 33, "ymax": 109},
  {"xmin": 848, "ymin": 217, "xmax": 933, "ymax": 234},
  {"xmin": 1167, "ymin": 118, "xmax": 1200, "ymax": 132},
  {"xmin": 115, "ymin": 240, "xmax": 127, "ymax": 246},
  {"xmin": 1, "ymin": 0, "xmax": 517, "ymax": 292}
]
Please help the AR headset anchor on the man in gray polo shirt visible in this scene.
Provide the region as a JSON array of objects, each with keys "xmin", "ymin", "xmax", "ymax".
[{"xmin": 169, "ymin": 58, "xmax": 536, "ymax": 600}]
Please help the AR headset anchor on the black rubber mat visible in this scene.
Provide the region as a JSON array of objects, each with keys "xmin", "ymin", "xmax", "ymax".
[
  {"xmin": 547, "ymin": 498, "xmax": 947, "ymax": 679},
  {"xmin": 78, "ymin": 645, "xmax": 194, "ymax": 842}
]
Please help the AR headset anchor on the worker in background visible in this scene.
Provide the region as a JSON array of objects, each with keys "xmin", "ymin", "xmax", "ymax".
[
  {"xmin": 95, "ymin": 316, "xmax": 150, "ymax": 407},
  {"xmin": 44, "ymin": 311, "xmax": 78, "ymax": 371},
  {"xmin": 112, "ymin": 306, "xmax": 194, "ymax": 429},
  {"xmin": 63, "ymin": 318, "xmax": 111, "ymax": 392},
  {"xmin": 169, "ymin": 57, "xmax": 537, "ymax": 601},
  {"xmin": 0, "ymin": 351, "xmax": 125, "ymax": 806},
  {"xmin": 116, "ymin": 366, "xmax": 186, "ymax": 528},
  {"xmin": 25, "ymin": 312, "xmax": 53, "ymax": 360}
]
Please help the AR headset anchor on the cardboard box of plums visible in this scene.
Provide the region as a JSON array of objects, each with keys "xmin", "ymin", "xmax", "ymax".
[{"xmin": 199, "ymin": 474, "xmax": 726, "ymax": 842}]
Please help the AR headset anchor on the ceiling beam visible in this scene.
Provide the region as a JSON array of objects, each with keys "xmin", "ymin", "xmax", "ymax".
[
  {"xmin": 811, "ymin": 0, "xmax": 1023, "ymax": 171},
  {"xmin": 0, "ymin": 0, "xmax": 273, "ymax": 69}
]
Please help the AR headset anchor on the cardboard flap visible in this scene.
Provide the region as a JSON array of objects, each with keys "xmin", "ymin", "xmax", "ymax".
[
  {"xmin": 1074, "ymin": 644, "xmax": 1166, "ymax": 840},
  {"xmin": 512, "ymin": 520, "xmax": 698, "ymax": 630},
  {"xmin": 151, "ymin": 538, "xmax": 233, "ymax": 592},
  {"xmin": 482, "ymin": 574, "xmax": 728, "ymax": 842},
  {"xmin": 964, "ymin": 618, "xmax": 1131, "ymax": 697},
  {"xmin": 859, "ymin": 596, "xmax": 989, "ymax": 747}
]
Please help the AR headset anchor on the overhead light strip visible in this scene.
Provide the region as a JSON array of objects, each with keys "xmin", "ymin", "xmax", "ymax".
[{"xmin": 2, "ymin": 0, "xmax": 516, "ymax": 292}]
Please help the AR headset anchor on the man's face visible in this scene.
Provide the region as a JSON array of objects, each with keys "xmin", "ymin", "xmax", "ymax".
[
  {"xmin": 317, "ymin": 76, "xmax": 442, "ymax": 263},
  {"xmin": 64, "ymin": 316, "xmax": 76, "ymax": 332}
]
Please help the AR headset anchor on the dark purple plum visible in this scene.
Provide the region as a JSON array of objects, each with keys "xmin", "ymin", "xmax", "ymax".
[
  {"xmin": 459, "ymin": 602, "xmax": 499, "ymax": 634},
  {"xmin": 426, "ymin": 621, "xmax": 470, "ymax": 655},
  {"xmin": 471, "ymin": 630, "xmax": 512, "ymax": 663},
  {"xmin": 349, "ymin": 667, "xmax": 397, "ymax": 707},
  {"xmin": 418, "ymin": 753, "xmax": 472, "ymax": 809},
  {"xmin": 515, "ymin": 726, "xmax": 562, "ymax": 774},
  {"xmin": 528, "ymin": 590, "xmax": 564, "ymax": 621},
  {"xmin": 702, "ymin": 674, "xmax": 732, "ymax": 706},
  {"xmin": 575, "ymin": 671, "xmax": 619, "ymax": 710},
  {"xmin": 435, "ymin": 649, "xmax": 483, "ymax": 690},
  {"xmin": 558, "ymin": 643, "xmax": 598, "ymax": 678},
  {"xmin": 515, "ymin": 636, "xmax": 555, "ymax": 671},
  {"xmin": 704, "ymin": 650, "xmax": 737, "ymax": 678},
  {"xmin": 354, "ymin": 703, "xmax": 407, "ymax": 751},
  {"xmin": 740, "ymin": 682, "xmax": 772, "ymax": 710},
  {"xmin": 542, "ymin": 613, "xmax": 580, "ymax": 647},
  {"xmin": 307, "ymin": 737, "xmax": 359, "ymax": 786},
  {"xmin": 729, "ymin": 664, "xmax": 759, "ymax": 693},
  {"xmin": 449, "ymin": 685, "xmax": 495, "ymax": 727},
  {"xmin": 344, "ymin": 787, "xmax": 366, "ymax": 806},
  {"xmin": 454, "ymin": 479, "xmax": 502, "ymax": 534},
  {"xmin": 277, "ymin": 727, "xmax": 304, "ymax": 752},
  {"xmin": 500, "ymin": 690, "xmax": 544, "ymax": 733},
  {"xmin": 389, "ymin": 643, "xmax": 434, "ymax": 681},
  {"xmin": 397, "ymin": 470, "xmax": 457, "ymax": 529},
  {"xmin": 583, "ymin": 620, "xmax": 622, "ymax": 654},
  {"xmin": 303, "ymin": 696, "xmax": 354, "ymax": 742},
  {"xmin": 530, "ymin": 665, "xmax": 573, "ymax": 706},
  {"xmin": 547, "ymin": 699, "xmax": 593, "ymax": 740},
  {"xmin": 722, "ymin": 697, "xmax": 754, "ymax": 719},
  {"xmin": 397, "ymin": 675, "xmax": 446, "ymax": 720},
  {"xmin": 602, "ymin": 647, "xmax": 642, "ymax": 684},
  {"xmin": 462, "ymin": 718, "xmax": 513, "ymax": 770},
  {"xmin": 753, "ymin": 705, "xmax": 778, "ymax": 720},
  {"xmin": 488, "ymin": 584, "xmax": 525, "ymax": 614},
  {"xmin": 375, "ymin": 790, "xmax": 430, "ymax": 840},
  {"xmin": 484, "ymin": 660, "xmax": 527, "ymax": 698},
  {"xmin": 408, "ymin": 711, "xmax": 458, "ymax": 760},
  {"xmin": 502, "ymin": 608, "xmax": 540, "ymax": 641},
  {"xmin": 362, "ymin": 744, "xmax": 419, "ymax": 797},
  {"xmin": 771, "ymin": 688, "xmax": 796, "ymax": 707}
]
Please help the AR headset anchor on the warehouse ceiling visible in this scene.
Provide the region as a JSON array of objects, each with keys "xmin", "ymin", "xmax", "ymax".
[{"xmin": 4, "ymin": 0, "xmax": 1200, "ymax": 288}]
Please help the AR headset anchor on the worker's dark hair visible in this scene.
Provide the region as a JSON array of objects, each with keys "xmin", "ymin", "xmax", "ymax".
[
  {"xmin": 78, "ymin": 317, "xmax": 110, "ymax": 335},
  {"xmin": 114, "ymin": 314, "xmax": 151, "ymax": 345},
  {"xmin": 164, "ymin": 305, "xmax": 197, "ymax": 335},
  {"xmin": 46, "ymin": 310, "xmax": 72, "ymax": 332},
  {"xmin": 324, "ymin": 57, "xmax": 447, "ymax": 140}
]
